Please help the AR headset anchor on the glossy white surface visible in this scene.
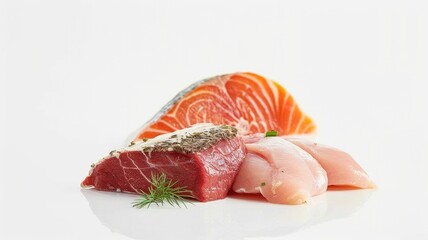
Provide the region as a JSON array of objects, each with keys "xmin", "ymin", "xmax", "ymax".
[{"xmin": 1, "ymin": 0, "xmax": 428, "ymax": 239}]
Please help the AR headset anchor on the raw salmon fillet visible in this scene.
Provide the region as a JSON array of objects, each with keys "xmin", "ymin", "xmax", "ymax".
[
  {"xmin": 81, "ymin": 124, "xmax": 247, "ymax": 202},
  {"xmin": 134, "ymin": 72, "xmax": 315, "ymax": 140}
]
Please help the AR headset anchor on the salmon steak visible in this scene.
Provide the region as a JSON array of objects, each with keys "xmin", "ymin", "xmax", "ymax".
[
  {"xmin": 134, "ymin": 72, "xmax": 315, "ymax": 140},
  {"xmin": 81, "ymin": 124, "xmax": 247, "ymax": 202}
]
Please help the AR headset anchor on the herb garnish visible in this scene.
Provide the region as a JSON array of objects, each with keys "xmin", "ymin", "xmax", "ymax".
[
  {"xmin": 132, "ymin": 172, "xmax": 194, "ymax": 208},
  {"xmin": 260, "ymin": 182, "xmax": 266, "ymax": 187},
  {"xmin": 265, "ymin": 130, "xmax": 278, "ymax": 137}
]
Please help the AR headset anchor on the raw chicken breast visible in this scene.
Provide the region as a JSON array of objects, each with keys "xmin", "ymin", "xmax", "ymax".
[
  {"xmin": 287, "ymin": 139, "xmax": 375, "ymax": 189},
  {"xmin": 232, "ymin": 137, "xmax": 327, "ymax": 204}
]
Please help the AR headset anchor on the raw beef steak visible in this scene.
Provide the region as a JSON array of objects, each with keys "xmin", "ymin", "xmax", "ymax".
[{"xmin": 81, "ymin": 124, "xmax": 246, "ymax": 202}]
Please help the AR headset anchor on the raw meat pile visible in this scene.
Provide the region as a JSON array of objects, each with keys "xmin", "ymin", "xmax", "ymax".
[{"xmin": 81, "ymin": 72, "xmax": 374, "ymax": 205}]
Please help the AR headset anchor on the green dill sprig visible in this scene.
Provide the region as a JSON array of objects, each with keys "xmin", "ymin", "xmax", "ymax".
[
  {"xmin": 265, "ymin": 130, "xmax": 278, "ymax": 137},
  {"xmin": 132, "ymin": 172, "xmax": 194, "ymax": 209}
]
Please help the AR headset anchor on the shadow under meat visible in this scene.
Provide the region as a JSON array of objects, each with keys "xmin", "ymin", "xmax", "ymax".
[{"xmin": 81, "ymin": 189, "xmax": 374, "ymax": 240}]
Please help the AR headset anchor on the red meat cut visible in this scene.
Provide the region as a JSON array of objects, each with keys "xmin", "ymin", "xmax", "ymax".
[{"xmin": 81, "ymin": 124, "xmax": 246, "ymax": 202}]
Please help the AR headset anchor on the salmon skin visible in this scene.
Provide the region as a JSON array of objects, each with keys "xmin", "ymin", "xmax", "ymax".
[{"xmin": 135, "ymin": 72, "xmax": 316, "ymax": 140}]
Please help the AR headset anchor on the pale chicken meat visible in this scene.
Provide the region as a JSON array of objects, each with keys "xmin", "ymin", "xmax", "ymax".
[
  {"xmin": 232, "ymin": 137, "xmax": 328, "ymax": 204},
  {"xmin": 287, "ymin": 138, "xmax": 376, "ymax": 189},
  {"xmin": 233, "ymin": 134, "xmax": 375, "ymax": 204}
]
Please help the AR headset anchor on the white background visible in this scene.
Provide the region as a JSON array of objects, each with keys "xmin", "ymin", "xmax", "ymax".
[{"xmin": 1, "ymin": 0, "xmax": 428, "ymax": 239}]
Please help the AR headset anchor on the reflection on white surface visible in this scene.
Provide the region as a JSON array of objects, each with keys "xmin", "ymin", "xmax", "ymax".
[{"xmin": 82, "ymin": 189, "xmax": 374, "ymax": 240}]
